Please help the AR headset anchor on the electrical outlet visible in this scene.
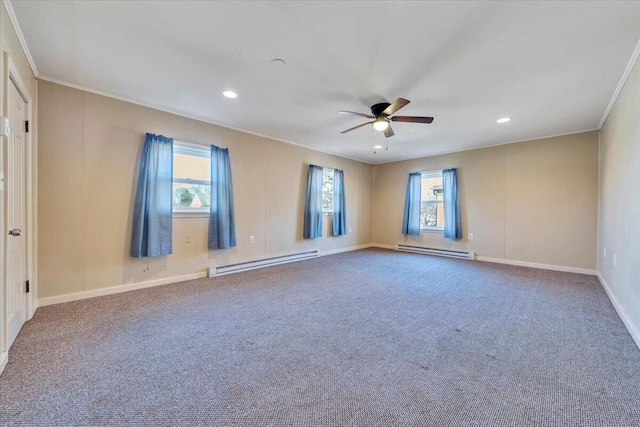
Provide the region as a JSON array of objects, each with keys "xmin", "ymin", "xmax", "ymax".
[
  {"xmin": 613, "ymin": 254, "xmax": 617, "ymax": 267},
  {"xmin": 249, "ymin": 235, "xmax": 254, "ymax": 244},
  {"xmin": 349, "ymin": 227, "xmax": 352, "ymax": 233},
  {"xmin": 185, "ymin": 234, "xmax": 192, "ymax": 243},
  {"xmin": 604, "ymin": 247, "xmax": 607, "ymax": 258},
  {"xmin": 468, "ymin": 233, "xmax": 473, "ymax": 240}
]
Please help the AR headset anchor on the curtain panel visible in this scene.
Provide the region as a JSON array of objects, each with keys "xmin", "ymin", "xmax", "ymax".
[
  {"xmin": 443, "ymin": 168, "xmax": 462, "ymax": 239},
  {"xmin": 304, "ymin": 164, "xmax": 323, "ymax": 239},
  {"xmin": 402, "ymin": 172, "xmax": 422, "ymax": 235},
  {"xmin": 333, "ymin": 169, "xmax": 347, "ymax": 236},
  {"xmin": 209, "ymin": 145, "xmax": 237, "ymax": 249},
  {"xmin": 131, "ymin": 133, "xmax": 173, "ymax": 257}
]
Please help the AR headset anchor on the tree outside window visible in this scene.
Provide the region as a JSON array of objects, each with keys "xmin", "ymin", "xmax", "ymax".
[
  {"xmin": 420, "ymin": 172, "xmax": 444, "ymax": 229},
  {"xmin": 322, "ymin": 169, "xmax": 334, "ymax": 213}
]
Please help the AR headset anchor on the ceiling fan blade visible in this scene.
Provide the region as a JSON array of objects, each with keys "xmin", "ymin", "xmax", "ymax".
[
  {"xmin": 382, "ymin": 98, "xmax": 410, "ymax": 116},
  {"xmin": 391, "ymin": 116, "xmax": 434, "ymax": 123},
  {"xmin": 340, "ymin": 122, "xmax": 373, "ymax": 134},
  {"xmin": 338, "ymin": 111, "xmax": 374, "ymax": 119},
  {"xmin": 383, "ymin": 125, "xmax": 395, "ymax": 138}
]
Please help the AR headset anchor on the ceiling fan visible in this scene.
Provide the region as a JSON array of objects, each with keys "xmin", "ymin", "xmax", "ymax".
[{"xmin": 339, "ymin": 98, "xmax": 434, "ymax": 138}]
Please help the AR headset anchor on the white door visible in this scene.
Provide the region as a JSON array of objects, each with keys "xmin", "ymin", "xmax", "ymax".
[{"xmin": 6, "ymin": 79, "xmax": 27, "ymax": 348}]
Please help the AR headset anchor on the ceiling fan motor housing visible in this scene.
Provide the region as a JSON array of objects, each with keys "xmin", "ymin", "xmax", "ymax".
[{"xmin": 371, "ymin": 102, "xmax": 391, "ymax": 117}]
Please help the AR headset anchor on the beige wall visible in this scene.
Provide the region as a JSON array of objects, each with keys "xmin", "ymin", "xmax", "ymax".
[
  {"xmin": 38, "ymin": 81, "xmax": 373, "ymax": 299},
  {"xmin": 373, "ymin": 132, "xmax": 599, "ymax": 270},
  {"xmin": 36, "ymin": 81, "xmax": 603, "ymax": 300},
  {"xmin": 599, "ymin": 55, "xmax": 640, "ymax": 339}
]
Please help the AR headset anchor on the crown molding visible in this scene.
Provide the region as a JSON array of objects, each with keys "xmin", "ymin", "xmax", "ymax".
[
  {"xmin": 38, "ymin": 75, "xmax": 373, "ymax": 166},
  {"xmin": 2, "ymin": 0, "xmax": 39, "ymax": 77},
  {"xmin": 9, "ymin": 0, "xmax": 638, "ymax": 163},
  {"xmin": 598, "ymin": 36, "xmax": 640, "ymax": 129},
  {"xmin": 370, "ymin": 128, "xmax": 599, "ymax": 166}
]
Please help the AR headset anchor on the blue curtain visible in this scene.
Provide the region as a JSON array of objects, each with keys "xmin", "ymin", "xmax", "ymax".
[
  {"xmin": 209, "ymin": 145, "xmax": 237, "ymax": 249},
  {"xmin": 443, "ymin": 168, "xmax": 462, "ymax": 239},
  {"xmin": 304, "ymin": 164, "xmax": 323, "ymax": 239},
  {"xmin": 131, "ymin": 133, "xmax": 173, "ymax": 257},
  {"xmin": 402, "ymin": 172, "xmax": 422, "ymax": 235},
  {"xmin": 333, "ymin": 169, "xmax": 347, "ymax": 236}
]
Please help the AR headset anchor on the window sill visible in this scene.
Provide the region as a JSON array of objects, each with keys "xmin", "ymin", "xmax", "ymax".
[
  {"xmin": 323, "ymin": 212, "xmax": 334, "ymax": 216},
  {"xmin": 420, "ymin": 227, "xmax": 444, "ymax": 234},
  {"xmin": 173, "ymin": 210, "xmax": 209, "ymax": 218}
]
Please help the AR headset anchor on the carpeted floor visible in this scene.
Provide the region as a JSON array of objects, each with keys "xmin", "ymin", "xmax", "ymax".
[{"xmin": 1, "ymin": 248, "xmax": 639, "ymax": 426}]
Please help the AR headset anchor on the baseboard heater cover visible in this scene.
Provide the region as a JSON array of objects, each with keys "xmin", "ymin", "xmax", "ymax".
[
  {"xmin": 395, "ymin": 244, "xmax": 475, "ymax": 260},
  {"xmin": 209, "ymin": 250, "xmax": 319, "ymax": 277}
]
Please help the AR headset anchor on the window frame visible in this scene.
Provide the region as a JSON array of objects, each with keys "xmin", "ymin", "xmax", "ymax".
[
  {"xmin": 420, "ymin": 170, "xmax": 444, "ymax": 232},
  {"xmin": 172, "ymin": 140, "xmax": 211, "ymax": 218},
  {"xmin": 322, "ymin": 167, "xmax": 335, "ymax": 215}
]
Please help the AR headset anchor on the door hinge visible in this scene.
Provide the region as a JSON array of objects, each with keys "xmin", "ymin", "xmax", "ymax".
[
  {"xmin": 25, "ymin": 120, "xmax": 29, "ymax": 133},
  {"xmin": 26, "ymin": 280, "xmax": 30, "ymax": 293}
]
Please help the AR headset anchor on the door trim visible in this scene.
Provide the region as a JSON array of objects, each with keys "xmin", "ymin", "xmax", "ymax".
[{"xmin": 1, "ymin": 53, "xmax": 36, "ymax": 371}]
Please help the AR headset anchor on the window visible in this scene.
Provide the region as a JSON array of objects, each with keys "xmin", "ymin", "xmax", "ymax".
[
  {"xmin": 420, "ymin": 171, "xmax": 444, "ymax": 230},
  {"xmin": 173, "ymin": 141, "xmax": 210, "ymax": 216},
  {"xmin": 322, "ymin": 168, "xmax": 334, "ymax": 213}
]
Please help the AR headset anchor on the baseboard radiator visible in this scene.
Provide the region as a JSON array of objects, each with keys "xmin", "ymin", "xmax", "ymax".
[
  {"xmin": 395, "ymin": 244, "xmax": 475, "ymax": 260},
  {"xmin": 208, "ymin": 250, "xmax": 319, "ymax": 277}
]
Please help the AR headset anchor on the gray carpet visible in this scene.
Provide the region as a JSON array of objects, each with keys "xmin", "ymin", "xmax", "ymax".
[{"xmin": 1, "ymin": 248, "xmax": 639, "ymax": 426}]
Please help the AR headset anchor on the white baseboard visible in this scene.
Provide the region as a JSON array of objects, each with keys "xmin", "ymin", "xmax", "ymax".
[
  {"xmin": 597, "ymin": 273, "xmax": 640, "ymax": 350},
  {"xmin": 372, "ymin": 244, "xmax": 597, "ymax": 275},
  {"xmin": 0, "ymin": 351, "xmax": 7, "ymax": 376},
  {"xmin": 476, "ymin": 256, "xmax": 597, "ymax": 276},
  {"xmin": 38, "ymin": 272, "xmax": 208, "ymax": 307},
  {"xmin": 28, "ymin": 299, "xmax": 39, "ymax": 319},
  {"xmin": 370, "ymin": 243, "xmax": 395, "ymax": 250},
  {"xmin": 321, "ymin": 243, "xmax": 375, "ymax": 256},
  {"xmin": 38, "ymin": 244, "xmax": 375, "ymax": 307}
]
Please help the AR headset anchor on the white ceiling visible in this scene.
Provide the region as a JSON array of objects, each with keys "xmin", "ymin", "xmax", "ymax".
[{"xmin": 9, "ymin": 1, "xmax": 640, "ymax": 164}]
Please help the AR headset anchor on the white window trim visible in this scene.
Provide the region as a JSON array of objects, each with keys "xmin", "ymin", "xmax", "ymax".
[
  {"xmin": 322, "ymin": 167, "xmax": 335, "ymax": 214},
  {"xmin": 173, "ymin": 208, "xmax": 210, "ymax": 218},
  {"xmin": 174, "ymin": 140, "xmax": 210, "ymax": 158},
  {"xmin": 173, "ymin": 140, "xmax": 211, "ymax": 218},
  {"xmin": 420, "ymin": 170, "xmax": 444, "ymax": 232}
]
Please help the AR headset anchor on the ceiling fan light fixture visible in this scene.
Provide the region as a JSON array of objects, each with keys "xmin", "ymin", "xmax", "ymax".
[
  {"xmin": 223, "ymin": 90, "xmax": 238, "ymax": 99},
  {"xmin": 373, "ymin": 117, "xmax": 389, "ymax": 131}
]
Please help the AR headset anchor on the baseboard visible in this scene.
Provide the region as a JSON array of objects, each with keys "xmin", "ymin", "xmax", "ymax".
[
  {"xmin": 38, "ymin": 244, "xmax": 375, "ymax": 307},
  {"xmin": 370, "ymin": 243, "xmax": 395, "ymax": 250},
  {"xmin": 372, "ymin": 245, "xmax": 597, "ymax": 275},
  {"xmin": 321, "ymin": 243, "xmax": 375, "ymax": 256},
  {"xmin": 0, "ymin": 351, "xmax": 7, "ymax": 376},
  {"xmin": 28, "ymin": 299, "xmax": 39, "ymax": 319},
  {"xmin": 597, "ymin": 273, "xmax": 640, "ymax": 350},
  {"xmin": 38, "ymin": 272, "xmax": 208, "ymax": 307},
  {"xmin": 476, "ymin": 256, "xmax": 597, "ymax": 276}
]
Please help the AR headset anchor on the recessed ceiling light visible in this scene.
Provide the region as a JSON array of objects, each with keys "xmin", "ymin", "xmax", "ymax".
[
  {"xmin": 374, "ymin": 145, "xmax": 383, "ymax": 149},
  {"xmin": 223, "ymin": 90, "xmax": 238, "ymax": 99},
  {"xmin": 271, "ymin": 58, "xmax": 286, "ymax": 66},
  {"xmin": 496, "ymin": 117, "xmax": 511, "ymax": 123}
]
